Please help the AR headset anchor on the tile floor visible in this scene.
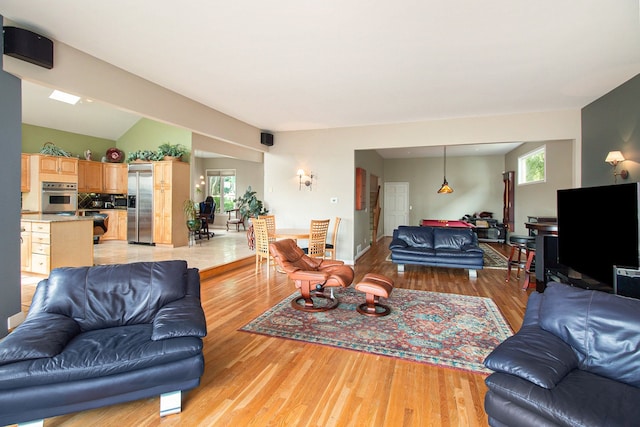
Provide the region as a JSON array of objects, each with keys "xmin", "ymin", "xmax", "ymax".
[{"xmin": 22, "ymin": 227, "xmax": 254, "ymax": 285}]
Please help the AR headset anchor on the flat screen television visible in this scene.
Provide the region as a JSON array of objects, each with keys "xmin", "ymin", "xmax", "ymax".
[{"xmin": 557, "ymin": 183, "xmax": 640, "ymax": 287}]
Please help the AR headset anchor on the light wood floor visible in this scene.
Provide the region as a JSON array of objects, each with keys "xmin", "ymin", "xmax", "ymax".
[{"xmin": 18, "ymin": 238, "xmax": 531, "ymax": 427}]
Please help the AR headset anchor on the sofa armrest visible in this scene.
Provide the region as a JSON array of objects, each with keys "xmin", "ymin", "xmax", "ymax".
[
  {"xmin": 461, "ymin": 244, "xmax": 483, "ymax": 253},
  {"xmin": 0, "ymin": 313, "xmax": 80, "ymax": 365},
  {"xmin": 389, "ymin": 238, "xmax": 407, "ymax": 250},
  {"xmin": 152, "ymin": 296, "xmax": 207, "ymax": 340},
  {"xmin": 483, "ymin": 325, "xmax": 579, "ymax": 389}
]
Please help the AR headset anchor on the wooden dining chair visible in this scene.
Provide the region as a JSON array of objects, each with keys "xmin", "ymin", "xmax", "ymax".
[
  {"xmin": 303, "ymin": 219, "xmax": 330, "ymax": 258},
  {"xmin": 258, "ymin": 215, "xmax": 276, "ymax": 240},
  {"xmin": 253, "ymin": 218, "xmax": 276, "ymax": 279},
  {"xmin": 325, "ymin": 217, "xmax": 341, "ymax": 260}
]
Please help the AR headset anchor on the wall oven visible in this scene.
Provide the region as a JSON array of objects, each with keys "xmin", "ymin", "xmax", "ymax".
[{"xmin": 41, "ymin": 182, "xmax": 78, "ymax": 213}]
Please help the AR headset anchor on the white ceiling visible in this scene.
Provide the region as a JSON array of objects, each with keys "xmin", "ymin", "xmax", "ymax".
[{"xmin": 3, "ymin": 1, "xmax": 640, "ymax": 157}]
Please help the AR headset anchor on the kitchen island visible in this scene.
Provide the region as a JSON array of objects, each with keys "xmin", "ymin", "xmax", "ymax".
[{"xmin": 21, "ymin": 214, "xmax": 94, "ymax": 275}]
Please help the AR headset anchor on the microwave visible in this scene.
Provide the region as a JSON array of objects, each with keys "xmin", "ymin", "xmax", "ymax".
[{"xmin": 114, "ymin": 196, "xmax": 127, "ymax": 208}]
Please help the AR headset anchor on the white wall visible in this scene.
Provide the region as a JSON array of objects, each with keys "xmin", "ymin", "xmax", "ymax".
[
  {"xmin": 384, "ymin": 155, "xmax": 505, "ymax": 224},
  {"xmin": 270, "ymin": 111, "xmax": 581, "ymax": 262}
]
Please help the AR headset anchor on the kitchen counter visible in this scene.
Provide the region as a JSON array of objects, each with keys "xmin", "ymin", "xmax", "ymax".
[
  {"xmin": 21, "ymin": 213, "xmax": 95, "ymax": 222},
  {"xmin": 21, "ymin": 215, "xmax": 94, "ymax": 275}
]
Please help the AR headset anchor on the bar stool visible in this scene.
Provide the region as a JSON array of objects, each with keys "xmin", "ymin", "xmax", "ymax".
[
  {"xmin": 506, "ymin": 235, "xmax": 535, "ymax": 283},
  {"xmin": 522, "ymin": 240, "xmax": 536, "ymax": 290}
]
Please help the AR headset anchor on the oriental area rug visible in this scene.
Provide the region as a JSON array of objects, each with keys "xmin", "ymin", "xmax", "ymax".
[{"xmin": 240, "ymin": 288, "xmax": 513, "ymax": 374}]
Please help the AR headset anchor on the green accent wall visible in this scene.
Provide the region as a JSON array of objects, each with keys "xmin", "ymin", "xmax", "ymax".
[
  {"xmin": 22, "ymin": 124, "xmax": 116, "ymax": 159},
  {"xmin": 117, "ymin": 118, "xmax": 192, "ymax": 163},
  {"xmin": 582, "ymin": 73, "xmax": 640, "ymax": 187}
]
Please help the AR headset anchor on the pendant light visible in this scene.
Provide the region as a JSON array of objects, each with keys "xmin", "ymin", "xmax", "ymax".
[{"xmin": 437, "ymin": 146, "xmax": 453, "ymax": 194}]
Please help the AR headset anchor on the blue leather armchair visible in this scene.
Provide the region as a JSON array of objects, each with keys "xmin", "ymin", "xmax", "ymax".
[{"xmin": 0, "ymin": 260, "xmax": 207, "ymax": 426}]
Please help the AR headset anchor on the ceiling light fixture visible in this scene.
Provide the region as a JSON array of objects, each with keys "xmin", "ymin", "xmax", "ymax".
[
  {"xmin": 437, "ymin": 146, "xmax": 453, "ymax": 194},
  {"xmin": 49, "ymin": 90, "xmax": 81, "ymax": 105}
]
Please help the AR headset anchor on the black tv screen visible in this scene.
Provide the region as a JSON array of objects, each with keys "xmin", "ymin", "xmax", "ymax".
[{"xmin": 557, "ymin": 183, "xmax": 640, "ymax": 286}]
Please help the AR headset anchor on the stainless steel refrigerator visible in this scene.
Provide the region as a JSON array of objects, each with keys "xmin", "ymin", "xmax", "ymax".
[{"xmin": 127, "ymin": 163, "xmax": 154, "ymax": 244}]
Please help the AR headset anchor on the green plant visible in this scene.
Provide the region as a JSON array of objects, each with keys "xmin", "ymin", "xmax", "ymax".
[
  {"xmin": 183, "ymin": 199, "xmax": 201, "ymax": 232},
  {"xmin": 157, "ymin": 143, "xmax": 187, "ymax": 158},
  {"xmin": 234, "ymin": 186, "xmax": 268, "ymax": 218},
  {"xmin": 183, "ymin": 199, "xmax": 198, "ymax": 221},
  {"xmin": 126, "ymin": 149, "xmax": 161, "ymax": 162},
  {"xmin": 40, "ymin": 142, "xmax": 72, "ymax": 157}
]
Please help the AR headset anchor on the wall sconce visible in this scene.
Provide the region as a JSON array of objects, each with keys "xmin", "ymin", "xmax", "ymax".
[
  {"xmin": 297, "ymin": 169, "xmax": 314, "ymax": 191},
  {"xmin": 605, "ymin": 151, "xmax": 629, "ymax": 183}
]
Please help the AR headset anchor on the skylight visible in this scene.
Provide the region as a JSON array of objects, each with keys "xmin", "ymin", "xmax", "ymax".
[{"xmin": 49, "ymin": 90, "xmax": 80, "ymax": 105}]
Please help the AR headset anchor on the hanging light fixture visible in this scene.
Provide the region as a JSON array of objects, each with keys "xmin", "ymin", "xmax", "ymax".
[{"xmin": 437, "ymin": 146, "xmax": 453, "ymax": 194}]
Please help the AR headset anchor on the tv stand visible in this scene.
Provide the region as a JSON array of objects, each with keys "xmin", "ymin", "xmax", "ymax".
[{"xmin": 545, "ymin": 266, "xmax": 613, "ymax": 294}]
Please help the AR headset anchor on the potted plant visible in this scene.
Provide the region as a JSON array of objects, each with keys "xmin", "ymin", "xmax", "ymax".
[
  {"xmin": 126, "ymin": 149, "xmax": 161, "ymax": 163},
  {"xmin": 234, "ymin": 186, "xmax": 268, "ymax": 219},
  {"xmin": 157, "ymin": 143, "xmax": 187, "ymax": 161},
  {"xmin": 183, "ymin": 199, "xmax": 201, "ymax": 232}
]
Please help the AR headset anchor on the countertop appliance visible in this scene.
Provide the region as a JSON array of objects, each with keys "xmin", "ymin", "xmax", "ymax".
[
  {"xmin": 42, "ymin": 181, "xmax": 78, "ymax": 213},
  {"xmin": 127, "ymin": 163, "xmax": 154, "ymax": 244}
]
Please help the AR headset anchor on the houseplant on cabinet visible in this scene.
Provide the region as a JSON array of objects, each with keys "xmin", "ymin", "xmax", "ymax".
[{"xmin": 158, "ymin": 143, "xmax": 187, "ymax": 161}]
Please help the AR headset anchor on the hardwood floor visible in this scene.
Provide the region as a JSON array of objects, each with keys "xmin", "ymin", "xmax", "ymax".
[{"xmin": 18, "ymin": 238, "xmax": 531, "ymax": 427}]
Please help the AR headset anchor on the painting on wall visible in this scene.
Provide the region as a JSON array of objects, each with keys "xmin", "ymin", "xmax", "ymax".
[{"xmin": 355, "ymin": 167, "xmax": 366, "ymax": 210}]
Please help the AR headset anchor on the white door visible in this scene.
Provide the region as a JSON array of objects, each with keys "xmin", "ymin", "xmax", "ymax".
[{"xmin": 384, "ymin": 182, "xmax": 409, "ymax": 236}]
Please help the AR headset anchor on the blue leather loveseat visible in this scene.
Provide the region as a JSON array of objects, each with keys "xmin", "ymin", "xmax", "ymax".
[
  {"xmin": 389, "ymin": 225, "xmax": 484, "ymax": 277},
  {"xmin": 484, "ymin": 282, "xmax": 640, "ymax": 426},
  {"xmin": 0, "ymin": 260, "xmax": 207, "ymax": 426}
]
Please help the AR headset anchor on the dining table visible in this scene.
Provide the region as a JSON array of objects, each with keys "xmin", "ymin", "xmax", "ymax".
[{"xmin": 272, "ymin": 228, "xmax": 310, "ymax": 240}]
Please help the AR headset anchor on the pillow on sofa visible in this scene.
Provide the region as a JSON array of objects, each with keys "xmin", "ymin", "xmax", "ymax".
[
  {"xmin": 539, "ymin": 282, "xmax": 640, "ymax": 388},
  {"xmin": 44, "ymin": 260, "xmax": 189, "ymax": 331}
]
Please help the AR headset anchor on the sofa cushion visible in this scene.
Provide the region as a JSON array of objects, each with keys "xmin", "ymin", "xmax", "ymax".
[
  {"xmin": 0, "ymin": 324, "xmax": 203, "ymax": 390},
  {"xmin": 539, "ymin": 282, "xmax": 640, "ymax": 388},
  {"xmin": 44, "ymin": 261, "xmax": 189, "ymax": 331},
  {"xmin": 433, "ymin": 227, "xmax": 475, "ymax": 250},
  {"xmin": 396, "ymin": 226, "xmax": 434, "ymax": 248}
]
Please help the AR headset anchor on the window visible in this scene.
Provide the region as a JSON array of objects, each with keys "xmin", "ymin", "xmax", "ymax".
[
  {"xmin": 518, "ymin": 146, "xmax": 546, "ymax": 185},
  {"xmin": 206, "ymin": 169, "xmax": 236, "ymax": 213}
]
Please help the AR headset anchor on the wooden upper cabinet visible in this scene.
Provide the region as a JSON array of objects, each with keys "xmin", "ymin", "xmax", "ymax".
[
  {"xmin": 36, "ymin": 155, "xmax": 78, "ymax": 183},
  {"xmin": 103, "ymin": 163, "xmax": 128, "ymax": 194},
  {"xmin": 78, "ymin": 160, "xmax": 103, "ymax": 193},
  {"xmin": 21, "ymin": 154, "xmax": 30, "ymax": 192}
]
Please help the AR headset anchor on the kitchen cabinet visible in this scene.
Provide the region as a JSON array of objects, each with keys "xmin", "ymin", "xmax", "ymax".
[
  {"xmin": 153, "ymin": 161, "xmax": 189, "ymax": 247},
  {"xmin": 21, "ymin": 154, "xmax": 30, "ymax": 192},
  {"xmin": 36, "ymin": 154, "xmax": 78, "ymax": 183},
  {"xmin": 78, "ymin": 160, "xmax": 103, "ymax": 193},
  {"xmin": 98, "ymin": 209, "xmax": 127, "ymax": 241},
  {"xmin": 20, "ymin": 221, "xmax": 32, "ymax": 271},
  {"xmin": 20, "ymin": 216, "xmax": 93, "ymax": 274},
  {"xmin": 103, "ymin": 163, "xmax": 128, "ymax": 194}
]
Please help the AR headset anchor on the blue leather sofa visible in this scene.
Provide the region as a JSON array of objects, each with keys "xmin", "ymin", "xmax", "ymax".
[
  {"xmin": 389, "ymin": 225, "xmax": 484, "ymax": 277},
  {"xmin": 484, "ymin": 282, "xmax": 640, "ymax": 426},
  {"xmin": 0, "ymin": 260, "xmax": 207, "ymax": 426}
]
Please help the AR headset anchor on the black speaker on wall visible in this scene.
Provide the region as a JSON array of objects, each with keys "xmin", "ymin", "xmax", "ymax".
[
  {"xmin": 3, "ymin": 26, "xmax": 54, "ymax": 69},
  {"xmin": 260, "ymin": 132, "xmax": 274, "ymax": 147}
]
